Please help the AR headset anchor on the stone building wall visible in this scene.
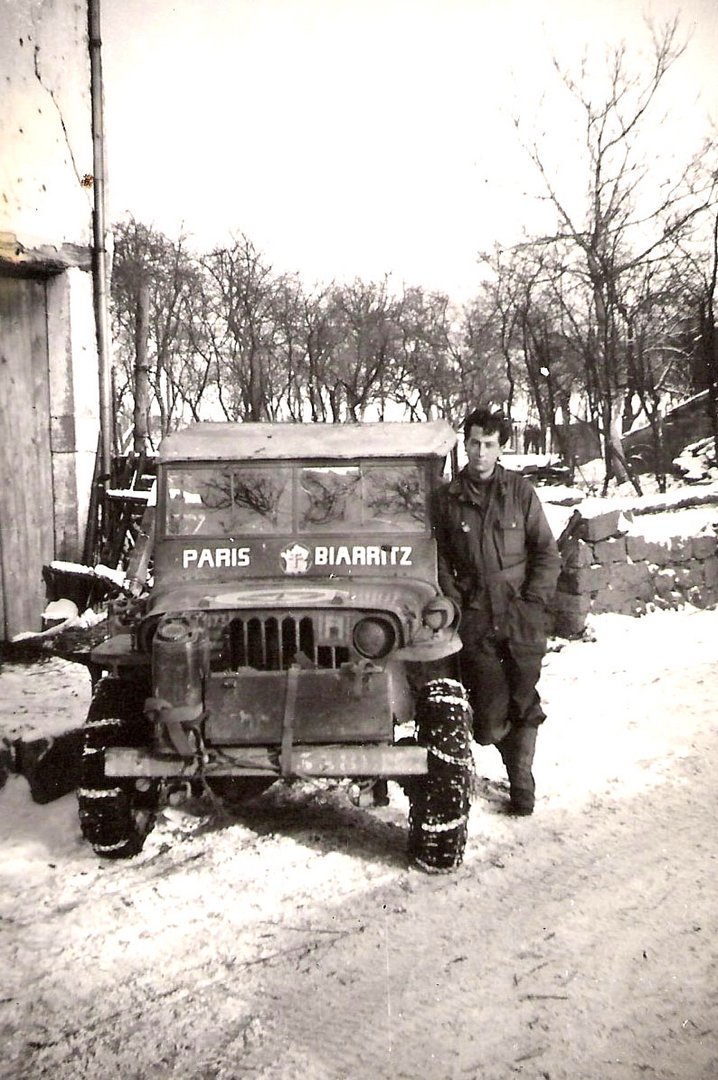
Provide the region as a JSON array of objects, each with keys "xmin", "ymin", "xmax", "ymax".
[{"xmin": 0, "ymin": 0, "xmax": 100, "ymax": 637}]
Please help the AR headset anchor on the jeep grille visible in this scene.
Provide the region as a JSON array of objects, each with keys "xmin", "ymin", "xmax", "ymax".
[{"xmin": 227, "ymin": 614, "xmax": 350, "ymax": 672}]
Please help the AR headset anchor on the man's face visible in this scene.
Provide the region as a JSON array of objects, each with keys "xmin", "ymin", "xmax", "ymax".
[{"xmin": 465, "ymin": 425, "xmax": 502, "ymax": 480}]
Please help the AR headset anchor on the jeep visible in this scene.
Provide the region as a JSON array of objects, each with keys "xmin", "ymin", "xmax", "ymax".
[{"xmin": 78, "ymin": 421, "xmax": 474, "ymax": 871}]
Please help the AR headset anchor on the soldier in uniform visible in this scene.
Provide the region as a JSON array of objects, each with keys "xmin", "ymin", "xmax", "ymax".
[{"xmin": 433, "ymin": 407, "xmax": 561, "ymax": 814}]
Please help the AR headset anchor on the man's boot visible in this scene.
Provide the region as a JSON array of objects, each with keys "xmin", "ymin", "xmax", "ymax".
[{"xmin": 497, "ymin": 725, "xmax": 537, "ymax": 815}]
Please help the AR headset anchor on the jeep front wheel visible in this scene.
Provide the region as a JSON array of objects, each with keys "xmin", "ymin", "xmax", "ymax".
[
  {"xmin": 77, "ymin": 676, "xmax": 159, "ymax": 858},
  {"xmin": 407, "ymin": 678, "xmax": 473, "ymax": 873}
]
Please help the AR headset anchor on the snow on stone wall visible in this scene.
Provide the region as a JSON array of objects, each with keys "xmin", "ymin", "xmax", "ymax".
[{"xmin": 552, "ymin": 505, "xmax": 718, "ymax": 636}]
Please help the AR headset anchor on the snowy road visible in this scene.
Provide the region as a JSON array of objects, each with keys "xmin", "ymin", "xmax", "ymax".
[{"xmin": 1, "ymin": 607, "xmax": 717, "ymax": 1079}]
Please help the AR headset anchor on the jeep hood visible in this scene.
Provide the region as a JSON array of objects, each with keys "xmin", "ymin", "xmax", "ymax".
[{"xmin": 146, "ymin": 577, "xmax": 439, "ymax": 625}]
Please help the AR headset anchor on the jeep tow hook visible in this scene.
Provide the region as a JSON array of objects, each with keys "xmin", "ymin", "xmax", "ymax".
[{"xmin": 347, "ymin": 777, "xmax": 390, "ymax": 808}]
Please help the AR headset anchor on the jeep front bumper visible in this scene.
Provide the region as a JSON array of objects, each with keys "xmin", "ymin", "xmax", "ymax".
[{"xmin": 104, "ymin": 743, "xmax": 427, "ymax": 779}]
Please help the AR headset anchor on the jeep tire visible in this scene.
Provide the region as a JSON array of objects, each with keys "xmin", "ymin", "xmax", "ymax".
[
  {"xmin": 77, "ymin": 676, "xmax": 159, "ymax": 858},
  {"xmin": 407, "ymin": 678, "xmax": 473, "ymax": 872}
]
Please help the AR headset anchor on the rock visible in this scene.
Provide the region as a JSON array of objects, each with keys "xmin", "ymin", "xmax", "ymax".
[
  {"xmin": 551, "ymin": 591, "xmax": 590, "ymax": 637},
  {"xmin": 704, "ymin": 560, "xmax": 718, "ymax": 588},
  {"xmin": 558, "ymin": 567, "xmax": 594, "ymax": 596},
  {"xmin": 592, "ymin": 536, "xmax": 628, "ymax": 564},
  {"xmin": 665, "ymin": 537, "xmax": 692, "ymax": 563},
  {"xmin": 692, "ymin": 535, "xmax": 717, "ymax": 559},
  {"xmin": 626, "ymin": 536, "xmax": 672, "ymax": 566},
  {"xmin": 579, "ymin": 508, "xmax": 627, "ymax": 543},
  {"xmin": 563, "ymin": 538, "xmax": 595, "ymax": 569},
  {"xmin": 13, "ymin": 729, "xmax": 85, "ymax": 804}
]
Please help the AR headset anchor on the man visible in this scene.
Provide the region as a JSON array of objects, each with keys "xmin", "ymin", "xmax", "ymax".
[{"xmin": 433, "ymin": 408, "xmax": 561, "ymax": 815}]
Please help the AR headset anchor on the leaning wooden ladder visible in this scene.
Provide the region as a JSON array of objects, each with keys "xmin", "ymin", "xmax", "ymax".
[{"xmin": 97, "ymin": 453, "xmax": 156, "ymax": 572}]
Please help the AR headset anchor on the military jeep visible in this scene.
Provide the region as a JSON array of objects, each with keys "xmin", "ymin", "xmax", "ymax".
[{"xmin": 78, "ymin": 421, "xmax": 474, "ymax": 871}]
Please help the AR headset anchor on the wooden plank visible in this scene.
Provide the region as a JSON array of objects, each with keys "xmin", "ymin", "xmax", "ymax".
[{"xmin": 0, "ymin": 276, "xmax": 54, "ymax": 638}]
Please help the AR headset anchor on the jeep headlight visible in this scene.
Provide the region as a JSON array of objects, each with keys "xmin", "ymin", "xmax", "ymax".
[
  {"xmin": 352, "ymin": 617, "xmax": 396, "ymax": 659},
  {"xmin": 422, "ymin": 596, "xmax": 458, "ymax": 631}
]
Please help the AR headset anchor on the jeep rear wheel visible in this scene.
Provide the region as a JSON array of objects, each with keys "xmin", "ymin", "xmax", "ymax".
[
  {"xmin": 78, "ymin": 676, "xmax": 159, "ymax": 858},
  {"xmin": 407, "ymin": 678, "xmax": 473, "ymax": 873}
]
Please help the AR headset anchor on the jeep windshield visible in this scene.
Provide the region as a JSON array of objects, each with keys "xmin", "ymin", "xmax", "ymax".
[{"xmin": 165, "ymin": 462, "xmax": 427, "ymax": 537}]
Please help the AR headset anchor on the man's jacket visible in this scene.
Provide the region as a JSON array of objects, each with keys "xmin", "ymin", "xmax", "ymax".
[{"xmin": 433, "ymin": 464, "xmax": 561, "ymax": 648}]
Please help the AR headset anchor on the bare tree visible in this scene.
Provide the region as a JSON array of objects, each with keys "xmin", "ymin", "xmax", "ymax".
[
  {"xmin": 324, "ymin": 278, "xmax": 399, "ymax": 421},
  {"xmin": 272, "ymin": 273, "xmax": 310, "ymax": 421},
  {"xmin": 455, "ymin": 295, "xmax": 512, "ymax": 420},
  {"xmin": 516, "ymin": 17, "xmax": 716, "ymax": 492},
  {"xmin": 197, "ymin": 236, "xmax": 284, "ymax": 422},
  {"xmin": 674, "ymin": 207, "xmax": 718, "ymax": 454},
  {"xmin": 693, "ymin": 210, "xmax": 718, "ymax": 450},
  {"xmin": 299, "ymin": 286, "xmax": 341, "ymax": 422},
  {"xmin": 111, "ymin": 218, "xmax": 208, "ymax": 446},
  {"xmin": 388, "ymin": 286, "xmax": 461, "ymax": 421},
  {"xmin": 475, "ymin": 246, "xmax": 524, "ymax": 417}
]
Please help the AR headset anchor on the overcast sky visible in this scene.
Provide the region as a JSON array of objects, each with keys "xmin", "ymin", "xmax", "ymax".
[{"xmin": 101, "ymin": 0, "xmax": 718, "ymax": 300}]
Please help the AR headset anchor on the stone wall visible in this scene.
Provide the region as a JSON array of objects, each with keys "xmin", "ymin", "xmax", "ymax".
[{"xmin": 552, "ymin": 506, "xmax": 718, "ymax": 637}]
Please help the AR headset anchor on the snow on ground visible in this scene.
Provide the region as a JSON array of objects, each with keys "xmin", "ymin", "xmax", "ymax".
[{"xmin": 1, "ymin": 601, "xmax": 717, "ymax": 1080}]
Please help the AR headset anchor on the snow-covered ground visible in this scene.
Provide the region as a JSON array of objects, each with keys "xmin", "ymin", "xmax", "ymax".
[{"xmin": 1, "ymin": 600, "xmax": 717, "ymax": 1080}]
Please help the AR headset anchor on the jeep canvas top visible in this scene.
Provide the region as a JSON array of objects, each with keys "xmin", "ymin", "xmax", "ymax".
[{"xmin": 156, "ymin": 419, "xmax": 457, "ymax": 461}]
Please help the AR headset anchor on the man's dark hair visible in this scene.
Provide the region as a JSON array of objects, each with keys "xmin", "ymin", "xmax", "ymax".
[{"xmin": 462, "ymin": 407, "xmax": 512, "ymax": 447}]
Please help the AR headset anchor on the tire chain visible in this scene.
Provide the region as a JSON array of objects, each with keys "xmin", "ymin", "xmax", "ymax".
[
  {"xmin": 408, "ymin": 678, "xmax": 474, "ymax": 873},
  {"xmin": 77, "ymin": 677, "xmax": 157, "ymax": 858}
]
